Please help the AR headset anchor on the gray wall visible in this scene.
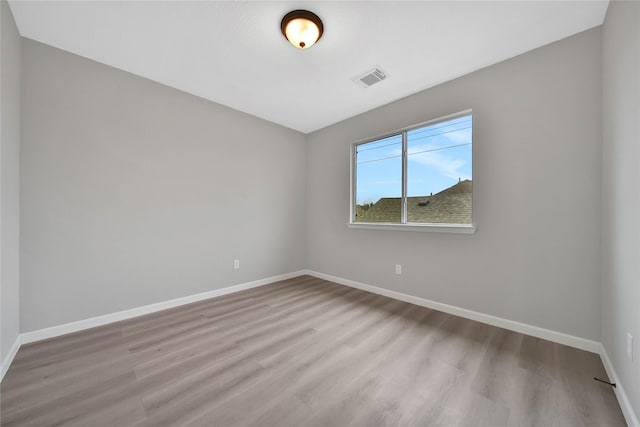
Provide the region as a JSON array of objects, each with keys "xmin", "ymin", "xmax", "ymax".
[
  {"xmin": 1, "ymin": 0, "xmax": 21, "ymax": 366},
  {"xmin": 20, "ymin": 39, "xmax": 307, "ymax": 332},
  {"xmin": 307, "ymin": 28, "xmax": 603, "ymax": 341},
  {"xmin": 602, "ymin": 0, "xmax": 640, "ymax": 417}
]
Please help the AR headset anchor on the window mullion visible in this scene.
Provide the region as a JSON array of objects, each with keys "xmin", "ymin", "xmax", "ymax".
[{"xmin": 401, "ymin": 131, "xmax": 408, "ymax": 224}]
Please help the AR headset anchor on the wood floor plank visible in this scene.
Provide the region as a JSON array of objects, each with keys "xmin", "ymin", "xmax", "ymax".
[{"xmin": 0, "ymin": 275, "xmax": 626, "ymax": 427}]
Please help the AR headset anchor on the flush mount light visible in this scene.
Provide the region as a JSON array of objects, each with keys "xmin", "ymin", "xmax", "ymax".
[{"xmin": 281, "ymin": 10, "xmax": 323, "ymax": 49}]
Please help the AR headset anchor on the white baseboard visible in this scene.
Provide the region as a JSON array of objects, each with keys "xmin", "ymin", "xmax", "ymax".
[
  {"xmin": 600, "ymin": 344, "xmax": 640, "ymax": 427},
  {"xmin": 21, "ymin": 271, "xmax": 305, "ymax": 345},
  {"xmin": 1, "ymin": 335, "xmax": 22, "ymax": 382},
  {"xmin": 302, "ymin": 270, "xmax": 601, "ymax": 354}
]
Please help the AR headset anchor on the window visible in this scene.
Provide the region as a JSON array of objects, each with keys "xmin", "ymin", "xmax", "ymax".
[{"xmin": 351, "ymin": 111, "xmax": 473, "ymax": 231}]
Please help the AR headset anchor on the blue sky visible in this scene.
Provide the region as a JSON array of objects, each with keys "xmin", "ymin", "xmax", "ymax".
[{"xmin": 356, "ymin": 115, "xmax": 472, "ymax": 205}]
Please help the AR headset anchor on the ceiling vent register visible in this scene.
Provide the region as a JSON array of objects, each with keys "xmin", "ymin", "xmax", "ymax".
[{"xmin": 356, "ymin": 68, "xmax": 388, "ymax": 88}]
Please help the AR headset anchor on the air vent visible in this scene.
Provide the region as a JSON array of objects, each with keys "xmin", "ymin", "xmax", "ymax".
[{"xmin": 354, "ymin": 67, "xmax": 388, "ymax": 88}]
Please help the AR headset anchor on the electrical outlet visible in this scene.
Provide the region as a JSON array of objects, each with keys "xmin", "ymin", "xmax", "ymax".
[
  {"xmin": 627, "ymin": 333, "xmax": 633, "ymax": 361},
  {"xmin": 233, "ymin": 259, "xmax": 240, "ymax": 270},
  {"xmin": 395, "ymin": 264, "xmax": 402, "ymax": 275}
]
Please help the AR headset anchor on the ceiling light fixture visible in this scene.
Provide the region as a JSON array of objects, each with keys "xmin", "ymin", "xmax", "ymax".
[{"xmin": 281, "ymin": 10, "xmax": 323, "ymax": 49}]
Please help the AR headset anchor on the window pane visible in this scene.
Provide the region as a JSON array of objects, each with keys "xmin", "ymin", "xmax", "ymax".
[
  {"xmin": 355, "ymin": 134, "xmax": 402, "ymax": 222},
  {"xmin": 406, "ymin": 115, "xmax": 472, "ymax": 224}
]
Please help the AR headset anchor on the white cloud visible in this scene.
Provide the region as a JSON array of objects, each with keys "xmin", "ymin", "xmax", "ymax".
[
  {"xmin": 408, "ymin": 150, "xmax": 470, "ymax": 181},
  {"xmin": 444, "ymin": 128, "xmax": 472, "ymax": 144}
]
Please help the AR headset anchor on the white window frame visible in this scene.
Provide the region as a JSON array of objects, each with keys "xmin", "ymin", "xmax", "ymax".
[{"xmin": 349, "ymin": 110, "xmax": 476, "ymax": 234}]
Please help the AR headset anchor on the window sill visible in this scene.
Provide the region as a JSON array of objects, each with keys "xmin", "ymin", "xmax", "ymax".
[{"xmin": 347, "ymin": 222, "xmax": 476, "ymax": 234}]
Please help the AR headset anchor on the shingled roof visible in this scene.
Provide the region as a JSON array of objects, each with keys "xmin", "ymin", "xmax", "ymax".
[{"xmin": 356, "ymin": 180, "xmax": 472, "ymax": 224}]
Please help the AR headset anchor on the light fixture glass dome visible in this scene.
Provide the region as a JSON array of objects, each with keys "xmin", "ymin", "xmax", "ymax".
[{"xmin": 281, "ymin": 10, "xmax": 323, "ymax": 49}]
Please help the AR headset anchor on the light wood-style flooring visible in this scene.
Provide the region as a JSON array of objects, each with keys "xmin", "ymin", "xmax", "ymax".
[{"xmin": 1, "ymin": 275, "xmax": 626, "ymax": 426}]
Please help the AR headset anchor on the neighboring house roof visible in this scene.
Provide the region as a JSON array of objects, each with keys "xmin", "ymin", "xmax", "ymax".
[{"xmin": 356, "ymin": 180, "xmax": 472, "ymax": 224}]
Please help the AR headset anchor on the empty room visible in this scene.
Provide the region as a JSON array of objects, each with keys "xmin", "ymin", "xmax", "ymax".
[{"xmin": 1, "ymin": 0, "xmax": 638, "ymax": 426}]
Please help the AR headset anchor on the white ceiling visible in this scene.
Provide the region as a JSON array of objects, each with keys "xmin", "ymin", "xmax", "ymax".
[{"xmin": 8, "ymin": 1, "xmax": 609, "ymax": 134}]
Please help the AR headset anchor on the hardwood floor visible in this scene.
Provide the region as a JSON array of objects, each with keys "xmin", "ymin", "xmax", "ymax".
[{"xmin": 0, "ymin": 275, "xmax": 626, "ymax": 426}]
